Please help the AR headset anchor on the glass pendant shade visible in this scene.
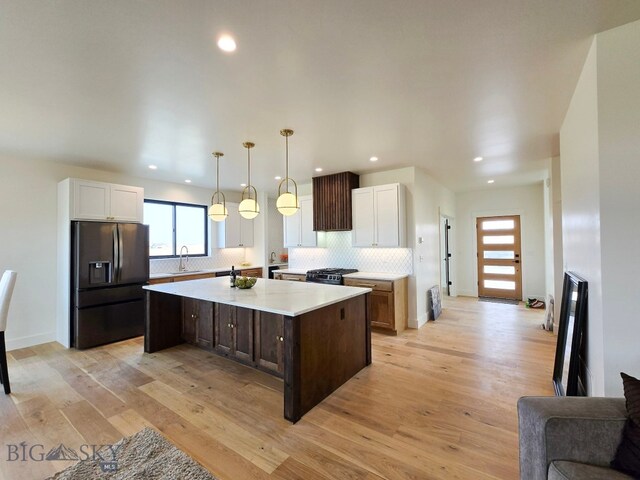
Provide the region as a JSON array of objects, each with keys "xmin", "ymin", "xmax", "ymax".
[
  {"xmin": 239, "ymin": 141, "xmax": 260, "ymax": 219},
  {"xmin": 209, "ymin": 152, "xmax": 228, "ymax": 222},
  {"xmin": 277, "ymin": 128, "xmax": 300, "ymax": 216},
  {"xmin": 239, "ymin": 198, "xmax": 260, "ymax": 219},
  {"xmin": 277, "ymin": 191, "xmax": 299, "ymax": 216},
  {"xmin": 208, "ymin": 202, "xmax": 228, "ymax": 222}
]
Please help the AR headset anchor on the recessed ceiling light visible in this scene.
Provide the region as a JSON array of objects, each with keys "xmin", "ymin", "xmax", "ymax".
[
  {"xmin": 148, "ymin": 165, "xmax": 158, "ymax": 170},
  {"xmin": 185, "ymin": 179, "xmax": 192, "ymax": 184},
  {"xmin": 217, "ymin": 34, "xmax": 236, "ymax": 52},
  {"xmin": 315, "ymin": 168, "xmax": 323, "ymax": 172},
  {"xmin": 369, "ymin": 156, "xmax": 378, "ymax": 162},
  {"xmin": 487, "ymin": 179, "xmax": 495, "ymax": 184},
  {"xmin": 474, "ymin": 157, "xmax": 483, "ymax": 162},
  {"xmin": 240, "ymin": 183, "xmax": 247, "ymax": 187}
]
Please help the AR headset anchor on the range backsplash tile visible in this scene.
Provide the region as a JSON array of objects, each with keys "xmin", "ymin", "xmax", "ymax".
[
  {"xmin": 150, "ymin": 248, "xmax": 247, "ymax": 274},
  {"xmin": 288, "ymin": 231, "xmax": 413, "ymax": 274}
]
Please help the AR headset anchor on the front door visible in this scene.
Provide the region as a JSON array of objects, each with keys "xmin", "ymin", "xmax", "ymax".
[{"xmin": 476, "ymin": 215, "xmax": 522, "ymax": 300}]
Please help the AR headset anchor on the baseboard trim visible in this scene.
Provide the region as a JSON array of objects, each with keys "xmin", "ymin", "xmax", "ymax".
[{"xmin": 6, "ymin": 332, "xmax": 56, "ymax": 351}]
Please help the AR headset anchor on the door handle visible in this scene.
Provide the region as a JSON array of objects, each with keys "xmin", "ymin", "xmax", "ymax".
[{"xmin": 112, "ymin": 226, "xmax": 119, "ymax": 282}]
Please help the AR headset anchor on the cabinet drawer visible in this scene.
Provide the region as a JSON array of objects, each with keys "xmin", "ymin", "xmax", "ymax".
[
  {"xmin": 173, "ymin": 272, "xmax": 215, "ymax": 282},
  {"xmin": 148, "ymin": 277, "xmax": 173, "ymax": 285},
  {"xmin": 240, "ymin": 268, "xmax": 262, "ymax": 278},
  {"xmin": 280, "ymin": 274, "xmax": 306, "ymax": 282},
  {"xmin": 344, "ymin": 278, "xmax": 393, "ymax": 292}
]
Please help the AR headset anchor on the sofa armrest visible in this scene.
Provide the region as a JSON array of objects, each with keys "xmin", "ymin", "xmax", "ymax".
[{"xmin": 518, "ymin": 396, "xmax": 626, "ymax": 480}]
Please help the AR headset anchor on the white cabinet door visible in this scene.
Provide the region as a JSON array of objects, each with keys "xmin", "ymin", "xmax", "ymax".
[
  {"xmin": 352, "ymin": 188, "xmax": 375, "ymax": 247},
  {"xmin": 110, "ymin": 184, "xmax": 143, "ymax": 222},
  {"xmin": 374, "ymin": 185, "xmax": 400, "ymax": 247},
  {"xmin": 221, "ymin": 203, "xmax": 242, "ymax": 247},
  {"xmin": 239, "ymin": 215, "xmax": 254, "ymax": 247},
  {"xmin": 71, "ymin": 179, "xmax": 143, "ymax": 222},
  {"xmin": 283, "ymin": 209, "xmax": 301, "ymax": 247},
  {"xmin": 299, "ymin": 196, "xmax": 317, "ymax": 247},
  {"xmin": 217, "ymin": 203, "xmax": 254, "ymax": 248},
  {"xmin": 73, "ymin": 180, "xmax": 110, "ymax": 220}
]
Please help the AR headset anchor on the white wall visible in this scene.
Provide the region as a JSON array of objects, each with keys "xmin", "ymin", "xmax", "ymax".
[
  {"xmin": 596, "ymin": 21, "xmax": 640, "ymax": 395},
  {"xmin": 559, "ymin": 20, "xmax": 640, "ymax": 396},
  {"xmin": 0, "ymin": 154, "xmax": 257, "ymax": 350},
  {"xmin": 455, "ymin": 183, "xmax": 546, "ymax": 300}
]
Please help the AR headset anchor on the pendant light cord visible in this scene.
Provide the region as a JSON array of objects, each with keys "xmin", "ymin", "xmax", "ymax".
[{"xmin": 247, "ymin": 147, "xmax": 251, "ymax": 199}]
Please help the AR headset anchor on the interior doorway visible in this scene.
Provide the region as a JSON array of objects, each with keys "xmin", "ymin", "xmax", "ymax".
[{"xmin": 476, "ymin": 215, "xmax": 522, "ymax": 300}]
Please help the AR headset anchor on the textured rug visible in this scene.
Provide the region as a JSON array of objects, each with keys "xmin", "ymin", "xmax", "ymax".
[
  {"xmin": 478, "ymin": 296, "xmax": 520, "ymax": 305},
  {"xmin": 47, "ymin": 428, "xmax": 216, "ymax": 480}
]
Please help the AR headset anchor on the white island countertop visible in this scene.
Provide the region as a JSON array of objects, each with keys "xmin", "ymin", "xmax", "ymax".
[{"xmin": 143, "ymin": 276, "xmax": 371, "ymax": 317}]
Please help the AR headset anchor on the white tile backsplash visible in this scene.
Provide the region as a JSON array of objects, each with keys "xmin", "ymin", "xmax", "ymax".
[
  {"xmin": 150, "ymin": 248, "xmax": 247, "ymax": 273},
  {"xmin": 288, "ymin": 231, "xmax": 413, "ymax": 274}
]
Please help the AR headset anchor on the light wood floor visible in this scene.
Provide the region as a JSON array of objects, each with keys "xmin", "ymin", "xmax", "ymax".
[{"xmin": 0, "ymin": 296, "xmax": 555, "ymax": 479}]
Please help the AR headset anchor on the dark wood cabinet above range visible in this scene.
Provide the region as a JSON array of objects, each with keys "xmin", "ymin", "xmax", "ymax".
[{"xmin": 312, "ymin": 171, "xmax": 359, "ymax": 231}]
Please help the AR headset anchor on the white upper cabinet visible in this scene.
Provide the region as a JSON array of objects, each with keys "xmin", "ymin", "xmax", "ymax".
[
  {"xmin": 217, "ymin": 202, "xmax": 254, "ymax": 248},
  {"xmin": 284, "ymin": 195, "xmax": 317, "ymax": 247},
  {"xmin": 352, "ymin": 183, "xmax": 406, "ymax": 247},
  {"xmin": 69, "ymin": 178, "xmax": 143, "ymax": 222}
]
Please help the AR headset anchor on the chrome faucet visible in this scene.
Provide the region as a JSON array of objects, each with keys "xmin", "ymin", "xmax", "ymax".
[
  {"xmin": 270, "ymin": 251, "xmax": 276, "ymax": 263},
  {"xmin": 178, "ymin": 245, "xmax": 189, "ymax": 271}
]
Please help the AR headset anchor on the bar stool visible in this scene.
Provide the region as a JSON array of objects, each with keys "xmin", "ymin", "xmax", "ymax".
[{"xmin": 0, "ymin": 270, "xmax": 17, "ymax": 394}]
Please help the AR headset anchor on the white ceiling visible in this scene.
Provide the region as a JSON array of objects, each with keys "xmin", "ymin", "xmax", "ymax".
[{"xmin": 1, "ymin": 1, "xmax": 640, "ymax": 194}]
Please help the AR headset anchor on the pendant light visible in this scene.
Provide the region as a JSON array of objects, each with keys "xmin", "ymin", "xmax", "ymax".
[
  {"xmin": 239, "ymin": 141, "xmax": 260, "ymax": 219},
  {"xmin": 276, "ymin": 128, "xmax": 300, "ymax": 216},
  {"xmin": 208, "ymin": 152, "xmax": 228, "ymax": 222}
]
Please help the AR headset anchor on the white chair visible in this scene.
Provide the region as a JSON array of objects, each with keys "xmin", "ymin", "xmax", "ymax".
[{"xmin": 0, "ymin": 270, "xmax": 17, "ymax": 394}]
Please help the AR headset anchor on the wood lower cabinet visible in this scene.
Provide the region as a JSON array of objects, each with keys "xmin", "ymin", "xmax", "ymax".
[
  {"xmin": 149, "ymin": 271, "xmax": 215, "ymax": 285},
  {"xmin": 254, "ymin": 311, "xmax": 284, "ymax": 376},
  {"xmin": 239, "ymin": 267, "xmax": 263, "ymax": 278},
  {"xmin": 182, "ymin": 298, "xmax": 213, "ymax": 349},
  {"xmin": 273, "ymin": 272, "xmax": 306, "ymax": 282},
  {"xmin": 214, "ymin": 304, "xmax": 254, "ymax": 366},
  {"xmin": 344, "ymin": 276, "xmax": 408, "ymax": 334}
]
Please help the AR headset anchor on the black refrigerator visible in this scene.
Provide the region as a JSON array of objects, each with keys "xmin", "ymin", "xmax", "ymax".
[{"xmin": 71, "ymin": 221, "xmax": 149, "ymax": 349}]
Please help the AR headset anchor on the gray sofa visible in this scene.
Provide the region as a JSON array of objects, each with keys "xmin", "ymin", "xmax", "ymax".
[{"xmin": 518, "ymin": 396, "xmax": 632, "ymax": 479}]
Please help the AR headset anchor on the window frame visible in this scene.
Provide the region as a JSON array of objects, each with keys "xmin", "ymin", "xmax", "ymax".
[{"xmin": 144, "ymin": 199, "xmax": 209, "ymax": 259}]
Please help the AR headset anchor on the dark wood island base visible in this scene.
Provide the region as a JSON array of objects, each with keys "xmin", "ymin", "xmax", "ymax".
[{"xmin": 145, "ymin": 289, "xmax": 371, "ymax": 423}]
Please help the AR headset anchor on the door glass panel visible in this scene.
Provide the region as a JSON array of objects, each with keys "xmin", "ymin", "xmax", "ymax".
[
  {"xmin": 484, "ymin": 265, "xmax": 516, "ymax": 275},
  {"xmin": 484, "ymin": 280, "xmax": 516, "ymax": 290},
  {"xmin": 482, "ymin": 220, "xmax": 515, "ymax": 230},
  {"xmin": 484, "ymin": 250, "xmax": 515, "ymax": 259},
  {"xmin": 483, "ymin": 235, "xmax": 514, "ymax": 245},
  {"xmin": 144, "ymin": 202, "xmax": 174, "ymax": 256}
]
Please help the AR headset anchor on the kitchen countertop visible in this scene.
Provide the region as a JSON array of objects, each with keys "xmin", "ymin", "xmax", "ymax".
[
  {"xmin": 149, "ymin": 266, "xmax": 263, "ymax": 280},
  {"xmin": 343, "ymin": 272, "xmax": 409, "ymax": 281},
  {"xmin": 143, "ymin": 276, "xmax": 371, "ymax": 316}
]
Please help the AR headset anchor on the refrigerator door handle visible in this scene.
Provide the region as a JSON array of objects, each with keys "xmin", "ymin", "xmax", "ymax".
[
  {"xmin": 117, "ymin": 224, "xmax": 124, "ymax": 281},
  {"xmin": 113, "ymin": 225, "xmax": 120, "ymax": 283}
]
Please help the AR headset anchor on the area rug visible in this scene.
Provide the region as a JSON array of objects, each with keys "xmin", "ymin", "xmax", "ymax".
[
  {"xmin": 478, "ymin": 296, "xmax": 520, "ymax": 305},
  {"xmin": 47, "ymin": 427, "xmax": 216, "ymax": 480}
]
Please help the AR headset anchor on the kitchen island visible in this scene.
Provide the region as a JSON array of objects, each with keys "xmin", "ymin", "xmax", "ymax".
[{"xmin": 143, "ymin": 277, "xmax": 371, "ymax": 422}]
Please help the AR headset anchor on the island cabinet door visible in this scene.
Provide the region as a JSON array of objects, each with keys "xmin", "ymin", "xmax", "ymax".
[
  {"xmin": 196, "ymin": 301, "xmax": 214, "ymax": 350},
  {"xmin": 254, "ymin": 312, "xmax": 284, "ymax": 377},
  {"xmin": 182, "ymin": 298, "xmax": 198, "ymax": 344},
  {"xmin": 214, "ymin": 303, "xmax": 234, "ymax": 356},
  {"xmin": 233, "ymin": 307, "xmax": 254, "ymax": 365}
]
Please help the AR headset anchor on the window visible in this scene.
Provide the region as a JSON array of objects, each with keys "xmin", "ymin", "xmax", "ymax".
[{"xmin": 143, "ymin": 200, "xmax": 208, "ymax": 258}]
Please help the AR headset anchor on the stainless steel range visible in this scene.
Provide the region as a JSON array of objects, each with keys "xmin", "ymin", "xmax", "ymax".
[{"xmin": 305, "ymin": 268, "xmax": 358, "ymax": 285}]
